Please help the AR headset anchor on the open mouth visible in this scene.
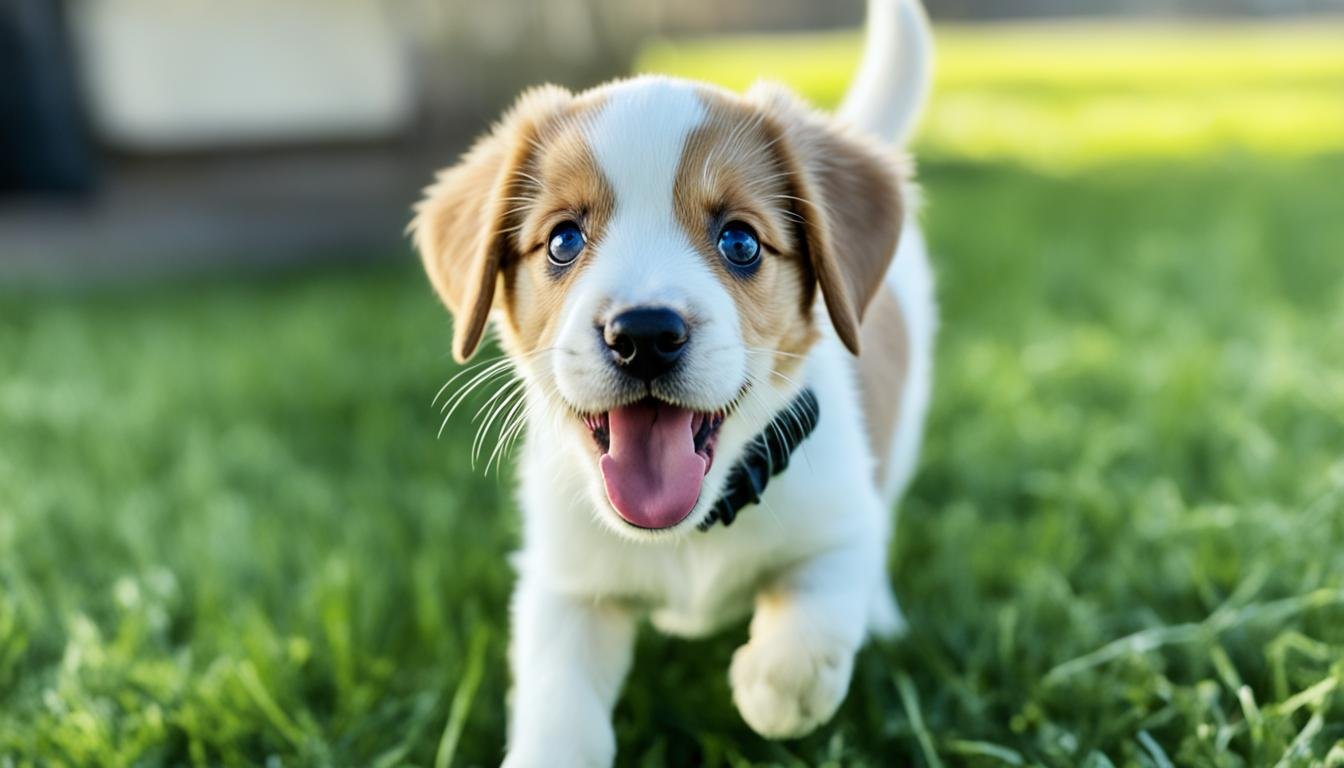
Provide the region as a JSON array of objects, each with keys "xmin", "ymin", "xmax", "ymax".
[{"xmin": 581, "ymin": 399, "xmax": 725, "ymax": 530}]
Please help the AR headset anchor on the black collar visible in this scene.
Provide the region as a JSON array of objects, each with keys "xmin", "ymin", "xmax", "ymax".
[{"xmin": 698, "ymin": 388, "xmax": 820, "ymax": 531}]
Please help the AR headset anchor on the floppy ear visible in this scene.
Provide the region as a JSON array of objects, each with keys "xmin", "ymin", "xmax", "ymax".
[
  {"xmin": 410, "ymin": 85, "xmax": 572, "ymax": 362},
  {"xmin": 749, "ymin": 83, "xmax": 906, "ymax": 355}
]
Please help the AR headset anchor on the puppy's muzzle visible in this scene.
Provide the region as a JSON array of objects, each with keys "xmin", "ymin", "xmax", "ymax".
[{"xmin": 603, "ymin": 307, "xmax": 689, "ymax": 383}]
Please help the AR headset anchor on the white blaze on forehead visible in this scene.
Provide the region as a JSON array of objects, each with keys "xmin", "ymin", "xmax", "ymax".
[
  {"xmin": 580, "ymin": 78, "xmax": 712, "ymax": 308},
  {"xmin": 585, "ymin": 77, "xmax": 705, "ymax": 224}
]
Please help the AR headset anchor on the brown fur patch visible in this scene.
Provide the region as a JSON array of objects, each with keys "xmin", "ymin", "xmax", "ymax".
[
  {"xmin": 411, "ymin": 87, "xmax": 613, "ymax": 361},
  {"xmin": 857, "ymin": 285, "xmax": 910, "ymax": 487},
  {"xmin": 673, "ymin": 88, "xmax": 818, "ymax": 379},
  {"xmin": 496, "ymin": 93, "xmax": 615, "ymax": 359},
  {"xmin": 745, "ymin": 82, "xmax": 906, "ymax": 356}
]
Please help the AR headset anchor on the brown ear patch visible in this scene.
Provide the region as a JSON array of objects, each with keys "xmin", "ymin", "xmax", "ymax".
[
  {"xmin": 746, "ymin": 82, "xmax": 907, "ymax": 356},
  {"xmin": 410, "ymin": 85, "xmax": 582, "ymax": 362}
]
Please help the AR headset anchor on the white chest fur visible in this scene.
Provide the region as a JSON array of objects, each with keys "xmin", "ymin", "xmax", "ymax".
[{"xmin": 513, "ymin": 327, "xmax": 887, "ymax": 637}]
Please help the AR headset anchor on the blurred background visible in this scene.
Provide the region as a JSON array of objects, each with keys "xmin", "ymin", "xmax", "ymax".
[
  {"xmin": 3, "ymin": 0, "xmax": 1343, "ymax": 765},
  {"xmin": 2, "ymin": 0, "xmax": 1342, "ymax": 275}
]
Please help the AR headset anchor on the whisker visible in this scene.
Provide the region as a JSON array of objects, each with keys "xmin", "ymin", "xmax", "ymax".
[
  {"xmin": 471, "ymin": 375, "xmax": 525, "ymax": 425},
  {"xmin": 429, "ymin": 345, "xmax": 565, "ymax": 472},
  {"xmin": 432, "ymin": 355, "xmax": 509, "ymax": 408},
  {"xmin": 488, "ymin": 396, "xmax": 533, "ymax": 475},
  {"xmin": 483, "ymin": 390, "xmax": 530, "ymax": 474},
  {"xmin": 486, "ymin": 387, "xmax": 532, "ymax": 470},
  {"xmin": 442, "ymin": 362, "xmax": 514, "ymax": 419},
  {"xmin": 473, "ymin": 384, "xmax": 525, "ymax": 468},
  {"xmin": 764, "ymin": 367, "xmax": 803, "ymax": 389},
  {"xmin": 439, "ymin": 346, "xmax": 555, "ymax": 418},
  {"xmin": 744, "ymin": 346, "xmax": 810, "ymax": 361}
]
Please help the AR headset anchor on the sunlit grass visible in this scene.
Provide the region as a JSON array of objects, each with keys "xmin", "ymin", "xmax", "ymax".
[{"xmin": 636, "ymin": 21, "xmax": 1344, "ymax": 167}]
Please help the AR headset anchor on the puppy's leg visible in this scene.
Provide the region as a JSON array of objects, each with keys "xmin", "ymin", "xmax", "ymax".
[
  {"xmin": 504, "ymin": 579, "xmax": 636, "ymax": 768},
  {"xmin": 730, "ymin": 535, "xmax": 882, "ymax": 739}
]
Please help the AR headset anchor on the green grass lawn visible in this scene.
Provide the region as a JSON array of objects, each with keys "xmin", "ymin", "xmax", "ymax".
[{"xmin": 4, "ymin": 23, "xmax": 1344, "ymax": 768}]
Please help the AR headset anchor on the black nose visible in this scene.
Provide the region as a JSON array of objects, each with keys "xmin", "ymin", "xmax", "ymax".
[{"xmin": 603, "ymin": 307, "xmax": 689, "ymax": 382}]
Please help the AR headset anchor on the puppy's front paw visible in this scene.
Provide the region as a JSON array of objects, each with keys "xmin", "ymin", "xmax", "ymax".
[{"xmin": 729, "ymin": 629, "xmax": 855, "ymax": 739}]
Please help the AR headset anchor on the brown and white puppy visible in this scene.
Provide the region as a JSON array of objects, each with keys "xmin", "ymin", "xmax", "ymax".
[{"xmin": 412, "ymin": 0, "xmax": 935, "ymax": 763}]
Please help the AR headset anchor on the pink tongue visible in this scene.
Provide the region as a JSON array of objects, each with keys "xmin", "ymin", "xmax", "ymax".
[{"xmin": 600, "ymin": 401, "xmax": 707, "ymax": 529}]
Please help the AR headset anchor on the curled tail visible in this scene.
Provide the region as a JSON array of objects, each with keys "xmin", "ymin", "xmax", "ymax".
[{"xmin": 838, "ymin": 0, "xmax": 934, "ymax": 147}]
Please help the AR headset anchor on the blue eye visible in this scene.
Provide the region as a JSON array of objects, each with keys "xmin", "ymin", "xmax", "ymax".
[
  {"xmin": 548, "ymin": 222, "xmax": 586, "ymax": 266},
  {"xmin": 717, "ymin": 223, "xmax": 760, "ymax": 269}
]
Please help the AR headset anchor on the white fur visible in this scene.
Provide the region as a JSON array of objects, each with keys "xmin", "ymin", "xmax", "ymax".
[{"xmin": 501, "ymin": 2, "xmax": 935, "ymax": 764}]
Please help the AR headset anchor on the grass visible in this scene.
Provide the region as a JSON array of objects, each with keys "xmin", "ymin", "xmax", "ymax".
[
  {"xmin": 637, "ymin": 21, "xmax": 1344, "ymax": 168},
  {"xmin": 4, "ymin": 21, "xmax": 1344, "ymax": 768}
]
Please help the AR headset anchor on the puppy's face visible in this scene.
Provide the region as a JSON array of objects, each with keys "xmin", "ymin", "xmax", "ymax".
[{"xmin": 414, "ymin": 76, "xmax": 904, "ymax": 538}]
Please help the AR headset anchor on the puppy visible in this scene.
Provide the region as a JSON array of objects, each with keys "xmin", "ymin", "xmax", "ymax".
[{"xmin": 411, "ymin": 0, "xmax": 935, "ymax": 763}]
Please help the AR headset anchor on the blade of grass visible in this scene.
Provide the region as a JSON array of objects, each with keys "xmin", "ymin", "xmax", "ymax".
[
  {"xmin": 1272, "ymin": 711, "xmax": 1324, "ymax": 768},
  {"xmin": 1209, "ymin": 645, "xmax": 1263, "ymax": 753},
  {"xmin": 1137, "ymin": 731, "xmax": 1174, "ymax": 768},
  {"xmin": 435, "ymin": 627, "xmax": 490, "ymax": 768},
  {"xmin": 895, "ymin": 672, "xmax": 944, "ymax": 768},
  {"xmin": 1276, "ymin": 676, "xmax": 1338, "ymax": 719},
  {"xmin": 370, "ymin": 691, "xmax": 441, "ymax": 768},
  {"xmin": 1046, "ymin": 589, "xmax": 1344, "ymax": 683},
  {"xmin": 237, "ymin": 660, "xmax": 305, "ymax": 749},
  {"xmin": 1081, "ymin": 752, "xmax": 1118, "ymax": 768},
  {"xmin": 945, "ymin": 739, "xmax": 1025, "ymax": 765}
]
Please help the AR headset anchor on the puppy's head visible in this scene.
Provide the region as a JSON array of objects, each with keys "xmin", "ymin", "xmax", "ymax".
[{"xmin": 413, "ymin": 76, "xmax": 905, "ymax": 538}]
